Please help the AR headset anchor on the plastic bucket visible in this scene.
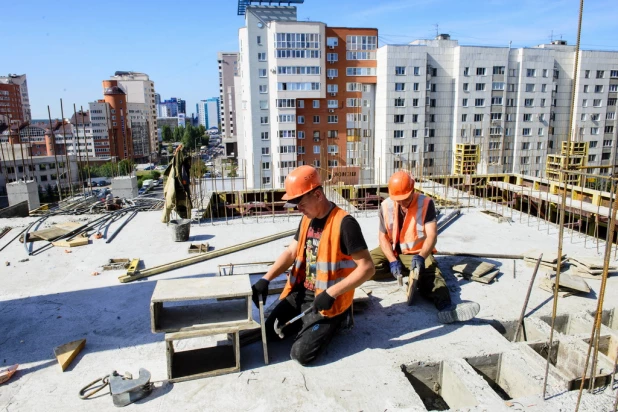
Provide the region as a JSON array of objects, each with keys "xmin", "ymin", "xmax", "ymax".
[{"xmin": 169, "ymin": 219, "xmax": 191, "ymax": 242}]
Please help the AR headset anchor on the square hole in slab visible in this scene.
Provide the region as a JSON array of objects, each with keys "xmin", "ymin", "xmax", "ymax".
[
  {"xmin": 488, "ymin": 319, "xmax": 545, "ymax": 342},
  {"xmin": 465, "ymin": 354, "xmax": 512, "ymax": 401},
  {"xmin": 400, "ymin": 362, "xmax": 449, "ymax": 411},
  {"xmin": 528, "ymin": 341, "xmax": 611, "ymax": 390},
  {"xmin": 583, "ymin": 335, "xmax": 618, "ymax": 363},
  {"xmin": 540, "ymin": 314, "xmax": 595, "ymax": 336},
  {"xmin": 599, "ymin": 308, "xmax": 618, "ymax": 331}
]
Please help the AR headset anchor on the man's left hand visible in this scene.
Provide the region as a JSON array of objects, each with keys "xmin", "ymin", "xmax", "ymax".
[
  {"xmin": 411, "ymin": 254, "xmax": 425, "ymax": 273},
  {"xmin": 313, "ymin": 291, "xmax": 335, "ymax": 313}
]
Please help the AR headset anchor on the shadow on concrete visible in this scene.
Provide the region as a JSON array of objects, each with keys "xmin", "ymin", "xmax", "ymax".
[{"xmin": 189, "ymin": 234, "xmax": 215, "ymax": 242}]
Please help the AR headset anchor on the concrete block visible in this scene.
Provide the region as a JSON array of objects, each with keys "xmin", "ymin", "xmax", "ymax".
[
  {"xmin": 112, "ymin": 176, "xmax": 138, "ymax": 199},
  {"xmin": 6, "ymin": 180, "xmax": 39, "ymax": 210},
  {"xmin": 442, "ymin": 358, "xmax": 505, "ymax": 410}
]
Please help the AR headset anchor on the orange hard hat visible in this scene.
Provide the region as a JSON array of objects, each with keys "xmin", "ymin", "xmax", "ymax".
[
  {"xmin": 282, "ymin": 165, "xmax": 321, "ymax": 201},
  {"xmin": 388, "ymin": 171, "xmax": 415, "ymax": 201}
]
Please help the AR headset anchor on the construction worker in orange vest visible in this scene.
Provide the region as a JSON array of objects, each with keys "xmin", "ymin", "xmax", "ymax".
[
  {"xmin": 370, "ymin": 170, "xmax": 480, "ymax": 324},
  {"xmin": 251, "ymin": 165, "xmax": 375, "ymax": 365}
]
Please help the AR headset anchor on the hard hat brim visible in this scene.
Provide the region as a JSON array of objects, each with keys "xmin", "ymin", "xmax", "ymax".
[{"xmin": 390, "ymin": 191, "xmax": 412, "ymax": 201}]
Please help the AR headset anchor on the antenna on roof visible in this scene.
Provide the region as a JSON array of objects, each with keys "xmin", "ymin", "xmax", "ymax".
[
  {"xmin": 549, "ymin": 30, "xmax": 554, "ymax": 42},
  {"xmin": 434, "ymin": 23, "xmax": 439, "ymax": 37}
]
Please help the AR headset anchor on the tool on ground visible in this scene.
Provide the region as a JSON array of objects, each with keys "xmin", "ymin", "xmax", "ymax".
[
  {"xmin": 79, "ymin": 368, "xmax": 153, "ymax": 407},
  {"xmin": 406, "ymin": 268, "xmax": 419, "ymax": 306},
  {"xmin": 274, "ymin": 307, "xmax": 313, "ymax": 338},
  {"xmin": 513, "ymin": 253, "xmax": 543, "ymax": 342},
  {"xmin": 0, "ymin": 364, "xmax": 18, "ymax": 385}
]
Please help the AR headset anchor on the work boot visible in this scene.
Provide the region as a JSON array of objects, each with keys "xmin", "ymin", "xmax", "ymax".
[{"xmin": 437, "ymin": 301, "xmax": 480, "ymax": 324}]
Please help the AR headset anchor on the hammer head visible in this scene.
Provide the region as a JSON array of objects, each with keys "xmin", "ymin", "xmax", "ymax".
[{"xmin": 273, "ymin": 319, "xmax": 284, "ymax": 339}]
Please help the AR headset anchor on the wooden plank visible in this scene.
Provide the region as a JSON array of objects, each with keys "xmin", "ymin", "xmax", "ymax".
[
  {"xmin": 52, "ymin": 237, "xmax": 89, "ymax": 248},
  {"xmin": 259, "ymin": 301, "xmax": 268, "ymax": 365},
  {"xmin": 164, "ymin": 320, "xmax": 260, "ymax": 341},
  {"xmin": 28, "ymin": 222, "xmax": 82, "ymax": 242},
  {"xmin": 151, "ymin": 276, "xmax": 251, "ymax": 302},
  {"xmin": 452, "ymin": 258, "xmax": 496, "ymax": 277},
  {"xmin": 126, "ymin": 258, "xmax": 140, "ymax": 275},
  {"xmin": 53, "ymin": 339, "xmax": 86, "ymax": 371},
  {"xmin": 119, "ymin": 229, "xmax": 296, "ymax": 283}
]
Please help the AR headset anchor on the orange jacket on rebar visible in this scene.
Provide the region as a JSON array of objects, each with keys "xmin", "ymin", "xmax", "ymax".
[
  {"xmin": 280, "ymin": 206, "xmax": 356, "ymax": 317},
  {"xmin": 381, "ymin": 194, "xmax": 435, "ymax": 255}
]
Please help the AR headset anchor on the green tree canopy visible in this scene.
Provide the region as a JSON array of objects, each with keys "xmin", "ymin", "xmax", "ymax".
[{"xmin": 162, "ymin": 124, "xmax": 173, "ymax": 142}]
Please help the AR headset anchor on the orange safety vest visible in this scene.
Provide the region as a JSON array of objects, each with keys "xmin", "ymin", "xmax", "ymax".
[
  {"xmin": 280, "ymin": 206, "xmax": 356, "ymax": 317},
  {"xmin": 381, "ymin": 193, "xmax": 434, "ymax": 255}
]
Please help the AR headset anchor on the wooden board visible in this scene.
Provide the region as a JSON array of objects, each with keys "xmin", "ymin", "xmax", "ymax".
[
  {"xmin": 569, "ymin": 255, "xmax": 616, "ymax": 270},
  {"xmin": 53, "ymin": 339, "xmax": 86, "ymax": 371},
  {"xmin": 452, "ymin": 258, "xmax": 496, "ymax": 277},
  {"xmin": 0, "ymin": 364, "xmax": 18, "ymax": 385},
  {"xmin": 459, "ymin": 269, "xmax": 500, "ymax": 284},
  {"xmin": 523, "ymin": 249, "xmax": 566, "ymax": 264},
  {"xmin": 52, "ymin": 237, "xmax": 89, "ymax": 248},
  {"xmin": 28, "ymin": 222, "xmax": 81, "ymax": 241},
  {"xmin": 151, "ymin": 276, "xmax": 252, "ymax": 302}
]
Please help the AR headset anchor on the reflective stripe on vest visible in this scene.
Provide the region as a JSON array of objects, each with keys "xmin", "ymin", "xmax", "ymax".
[
  {"xmin": 315, "ymin": 260, "xmax": 357, "ymax": 272},
  {"xmin": 315, "ymin": 276, "xmax": 346, "ymax": 290},
  {"xmin": 399, "ymin": 194, "xmax": 427, "ymax": 250}
]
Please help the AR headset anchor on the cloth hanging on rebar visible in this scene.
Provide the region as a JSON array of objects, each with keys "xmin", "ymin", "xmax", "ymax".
[{"xmin": 161, "ymin": 146, "xmax": 192, "ymax": 222}]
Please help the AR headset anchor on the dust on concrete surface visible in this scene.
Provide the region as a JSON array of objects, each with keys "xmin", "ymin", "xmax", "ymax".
[{"xmin": 0, "ymin": 209, "xmax": 616, "ymax": 411}]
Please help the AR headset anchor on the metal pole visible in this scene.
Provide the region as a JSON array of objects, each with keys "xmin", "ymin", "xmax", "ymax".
[
  {"xmin": 47, "ymin": 106, "xmax": 62, "ymax": 202},
  {"xmin": 72, "ymin": 104, "xmax": 84, "ymax": 193},
  {"xmin": 59, "ymin": 99, "xmax": 74, "ymax": 198},
  {"xmin": 80, "ymin": 106, "xmax": 93, "ymax": 194},
  {"xmin": 513, "ymin": 254, "xmax": 543, "ymax": 342}
]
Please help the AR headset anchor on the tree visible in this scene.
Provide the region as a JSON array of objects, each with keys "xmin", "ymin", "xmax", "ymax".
[
  {"xmin": 118, "ymin": 159, "xmax": 132, "ymax": 175},
  {"xmin": 197, "ymin": 124, "xmax": 206, "ymax": 137},
  {"xmin": 173, "ymin": 125, "xmax": 184, "ymax": 142},
  {"xmin": 162, "ymin": 124, "xmax": 173, "ymax": 142}
]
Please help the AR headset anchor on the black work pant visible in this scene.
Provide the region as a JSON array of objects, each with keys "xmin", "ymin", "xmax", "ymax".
[
  {"xmin": 370, "ymin": 247, "xmax": 452, "ymax": 310},
  {"xmin": 264, "ymin": 288, "xmax": 349, "ymax": 365}
]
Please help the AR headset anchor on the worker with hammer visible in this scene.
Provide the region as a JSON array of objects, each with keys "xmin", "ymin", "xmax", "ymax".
[
  {"xmin": 251, "ymin": 165, "xmax": 375, "ymax": 365},
  {"xmin": 370, "ymin": 171, "xmax": 480, "ymax": 323}
]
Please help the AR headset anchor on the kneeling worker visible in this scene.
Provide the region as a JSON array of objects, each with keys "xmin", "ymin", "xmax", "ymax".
[
  {"xmin": 251, "ymin": 166, "xmax": 375, "ymax": 365},
  {"xmin": 370, "ymin": 171, "xmax": 480, "ymax": 324}
]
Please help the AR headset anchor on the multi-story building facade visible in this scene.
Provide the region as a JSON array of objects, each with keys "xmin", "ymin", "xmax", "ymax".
[
  {"xmin": 375, "ymin": 36, "xmax": 618, "ymax": 181},
  {"xmin": 0, "ymin": 74, "xmax": 31, "ymax": 124},
  {"xmin": 236, "ymin": 5, "xmax": 377, "ymax": 189},
  {"xmin": 109, "ymin": 71, "xmax": 157, "ymax": 154},
  {"xmin": 196, "ymin": 98, "xmax": 220, "ymax": 129},
  {"xmin": 158, "ymin": 97, "xmax": 180, "ymax": 118},
  {"xmin": 218, "ymin": 52, "xmax": 239, "ymax": 138}
]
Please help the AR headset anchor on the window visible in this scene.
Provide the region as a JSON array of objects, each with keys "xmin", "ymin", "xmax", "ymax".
[
  {"xmin": 596, "ymin": 70, "xmax": 605, "ymax": 79},
  {"xmin": 428, "ymin": 114, "xmax": 435, "ymax": 122},
  {"xmin": 589, "ymin": 141, "xmax": 598, "ymax": 148},
  {"xmin": 489, "ymin": 127, "xmax": 502, "ymax": 136},
  {"xmin": 476, "ymin": 67, "xmax": 486, "ymax": 76},
  {"xmin": 603, "ymin": 139, "xmax": 612, "ymax": 147},
  {"xmin": 258, "ymin": 52, "xmax": 266, "ymax": 61},
  {"xmin": 584, "ymin": 85, "xmax": 590, "ymax": 93},
  {"xmin": 605, "ymin": 126, "xmax": 614, "ymax": 134},
  {"xmin": 326, "ymin": 84, "xmax": 338, "ymax": 93},
  {"xmin": 474, "ymin": 98, "xmax": 485, "ymax": 107},
  {"xmin": 523, "ymin": 114, "xmax": 532, "ymax": 121},
  {"xmin": 475, "ymin": 83, "xmax": 486, "ymax": 91},
  {"xmin": 461, "ymin": 114, "xmax": 468, "ymax": 122},
  {"xmin": 278, "ymin": 145, "xmax": 296, "ymax": 154},
  {"xmin": 297, "ymin": 116, "xmax": 305, "ymax": 124},
  {"xmin": 411, "ymin": 130, "xmax": 418, "ymax": 138},
  {"xmin": 312, "ymin": 115, "xmax": 320, "ymax": 123},
  {"xmin": 346, "ymin": 67, "xmax": 376, "ymax": 76},
  {"xmin": 394, "ymin": 130, "xmax": 404, "ymax": 139},
  {"xmin": 463, "ymin": 83, "xmax": 469, "ymax": 91},
  {"xmin": 395, "ymin": 83, "xmax": 405, "ymax": 91},
  {"xmin": 313, "ymin": 145, "xmax": 320, "ymax": 154},
  {"xmin": 608, "ymin": 112, "xmax": 616, "ymax": 120},
  {"xmin": 413, "ymin": 66, "xmax": 420, "ymax": 76},
  {"xmin": 464, "ymin": 67, "xmax": 469, "ymax": 76},
  {"xmin": 394, "ymin": 115, "xmax": 404, "ymax": 123},
  {"xmin": 395, "ymin": 66, "xmax": 406, "ymax": 75},
  {"xmin": 491, "ymin": 97, "xmax": 503, "ymax": 105},
  {"xmin": 608, "ymin": 98, "xmax": 617, "ymax": 106},
  {"xmin": 591, "ymin": 113, "xmax": 600, "ymax": 121},
  {"xmin": 492, "ymin": 82, "xmax": 504, "ymax": 90},
  {"xmin": 524, "ymin": 99, "xmax": 534, "ymax": 107},
  {"xmin": 298, "ymin": 146, "xmax": 305, "ymax": 154},
  {"xmin": 258, "ymin": 69, "xmax": 267, "ymax": 77},
  {"xmin": 346, "ymin": 98, "xmax": 361, "ymax": 107},
  {"xmin": 412, "ymin": 98, "xmax": 419, "ymax": 107},
  {"xmin": 412, "ymin": 114, "xmax": 419, "ymax": 123},
  {"xmin": 540, "ymin": 98, "xmax": 546, "ymax": 107},
  {"xmin": 328, "ymin": 145, "xmax": 339, "ymax": 154},
  {"xmin": 326, "ymin": 37, "xmax": 338, "ymax": 47},
  {"xmin": 611, "ymin": 70, "xmax": 618, "ymax": 78},
  {"xmin": 595, "ymin": 85, "xmax": 604, "ymax": 93},
  {"xmin": 262, "ymin": 177, "xmax": 271, "ymax": 185},
  {"xmin": 298, "ymin": 131, "xmax": 305, "ymax": 139},
  {"xmin": 297, "ymin": 100, "xmax": 304, "ymax": 108},
  {"xmin": 277, "ymin": 66, "xmax": 321, "ymax": 75},
  {"xmin": 474, "ymin": 129, "xmax": 482, "ymax": 137},
  {"xmin": 392, "ymin": 145, "xmax": 404, "ymax": 154},
  {"xmin": 588, "ymin": 154, "xmax": 597, "ymax": 162},
  {"xmin": 257, "ymin": 35, "xmax": 262, "ymax": 45},
  {"xmin": 474, "ymin": 114, "xmax": 483, "ymax": 122},
  {"xmin": 260, "ymin": 116, "xmax": 269, "ymax": 124},
  {"xmin": 327, "ymin": 115, "xmax": 338, "ymax": 123},
  {"xmin": 259, "ymin": 85, "xmax": 268, "ymax": 93},
  {"xmin": 327, "ymin": 130, "xmax": 338, "ymax": 138},
  {"xmin": 259, "ymin": 100, "xmax": 268, "ymax": 109},
  {"xmin": 602, "ymin": 152, "xmax": 611, "ymax": 160},
  {"xmin": 591, "ymin": 127, "xmax": 599, "ymax": 135},
  {"xmin": 394, "ymin": 98, "xmax": 405, "ymax": 107},
  {"xmin": 312, "ymin": 100, "xmax": 320, "ymax": 109},
  {"xmin": 327, "ymin": 69, "xmax": 338, "ymax": 78},
  {"xmin": 538, "ymin": 128, "xmax": 544, "ymax": 136},
  {"xmin": 278, "ymin": 130, "xmax": 296, "ymax": 138},
  {"xmin": 584, "ymin": 70, "xmax": 590, "ymax": 79},
  {"xmin": 593, "ymin": 99, "xmax": 602, "ymax": 107},
  {"xmin": 262, "ymin": 162, "xmax": 270, "ymax": 170},
  {"xmin": 526, "ymin": 69, "xmax": 536, "ymax": 77},
  {"xmin": 520, "ymin": 157, "xmax": 529, "ymax": 165},
  {"xmin": 543, "ymin": 69, "xmax": 549, "ymax": 78},
  {"xmin": 313, "ymin": 160, "xmax": 321, "ymax": 167},
  {"xmin": 327, "ymin": 53, "xmax": 338, "ymax": 62},
  {"xmin": 278, "ymin": 82, "xmax": 321, "ymax": 91},
  {"xmin": 525, "ymin": 84, "xmax": 535, "ymax": 92},
  {"xmin": 522, "ymin": 128, "xmax": 531, "ymax": 136},
  {"xmin": 277, "ymin": 114, "xmax": 295, "ymax": 123},
  {"xmin": 260, "ymin": 132, "xmax": 270, "ymax": 140},
  {"xmin": 493, "ymin": 66, "xmax": 505, "ymax": 75},
  {"xmin": 521, "ymin": 142, "xmax": 530, "ymax": 150},
  {"xmin": 610, "ymin": 85, "xmax": 618, "ymax": 92},
  {"xmin": 490, "ymin": 113, "xmax": 502, "ymax": 120}
]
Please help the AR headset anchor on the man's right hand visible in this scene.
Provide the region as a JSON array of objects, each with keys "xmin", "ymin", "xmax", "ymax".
[
  {"xmin": 251, "ymin": 278, "xmax": 270, "ymax": 307},
  {"xmin": 389, "ymin": 260, "xmax": 403, "ymax": 278}
]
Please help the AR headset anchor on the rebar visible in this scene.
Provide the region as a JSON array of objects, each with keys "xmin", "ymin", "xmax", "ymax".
[{"xmin": 47, "ymin": 106, "xmax": 63, "ymax": 202}]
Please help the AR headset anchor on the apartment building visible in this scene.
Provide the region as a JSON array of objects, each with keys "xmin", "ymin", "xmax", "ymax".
[
  {"xmin": 108, "ymin": 71, "xmax": 157, "ymax": 154},
  {"xmin": 236, "ymin": 5, "xmax": 377, "ymax": 188},
  {"xmin": 218, "ymin": 52, "xmax": 239, "ymax": 141},
  {"xmin": 375, "ymin": 36, "xmax": 618, "ymax": 180},
  {"xmin": 0, "ymin": 74, "xmax": 31, "ymax": 124},
  {"xmin": 197, "ymin": 98, "xmax": 220, "ymax": 129}
]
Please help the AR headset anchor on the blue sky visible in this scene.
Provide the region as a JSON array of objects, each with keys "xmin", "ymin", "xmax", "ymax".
[{"xmin": 1, "ymin": 0, "xmax": 616, "ymax": 119}]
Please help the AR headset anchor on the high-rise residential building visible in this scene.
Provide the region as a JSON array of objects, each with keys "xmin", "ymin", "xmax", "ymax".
[
  {"xmin": 177, "ymin": 98, "xmax": 186, "ymax": 115},
  {"xmin": 236, "ymin": 4, "xmax": 377, "ymax": 189},
  {"xmin": 196, "ymin": 98, "xmax": 220, "ymax": 129},
  {"xmin": 375, "ymin": 36, "xmax": 618, "ymax": 180},
  {"xmin": 158, "ymin": 97, "xmax": 179, "ymax": 118},
  {"xmin": 0, "ymin": 74, "xmax": 31, "ymax": 123},
  {"xmin": 109, "ymin": 71, "xmax": 157, "ymax": 154},
  {"xmin": 218, "ymin": 52, "xmax": 239, "ymax": 137}
]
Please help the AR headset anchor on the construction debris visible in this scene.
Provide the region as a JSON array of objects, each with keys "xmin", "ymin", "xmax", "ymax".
[
  {"xmin": 480, "ymin": 209, "xmax": 513, "ymax": 223},
  {"xmin": 569, "ymin": 255, "xmax": 617, "ymax": 278},
  {"xmin": 54, "ymin": 339, "xmax": 86, "ymax": 371},
  {"xmin": 451, "ymin": 258, "xmax": 496, "ymax": 277},
  {"xmin": 52, "ymin": 234, "xmax": 90, "ymax": 248},
  {"xmin": 0, "ymin": 364, "xmax": 18, "ymax": 385},
  {"xmin": 103, "ymin": 258, "xmax": 131, "ymax": 271},
  {"xmin": 188, "ymin": 243, "xmax": 210, "ymax": 253},
  {"xmin": 24, "ymin": 222, "xmax": 82, "ymax": 243},
  {"xmin": 538, "ymin": 271, "xmax": 591, "ymax": 296}
]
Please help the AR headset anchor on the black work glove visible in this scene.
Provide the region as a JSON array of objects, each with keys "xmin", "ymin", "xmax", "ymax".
[
  {"xmin": 411, "ymin": 254, "xmax": 425, "ymax": 273},
  {"xmin": 251, "ymin": 278, "xmax": 269, "ymax": 307},
  {"xmin": 389, "ymin": 260, "xmax": 403, "ymax": 278},
  {"xmin": 313, "ymin": 291, "xmax": 335, "ymax": 313}
]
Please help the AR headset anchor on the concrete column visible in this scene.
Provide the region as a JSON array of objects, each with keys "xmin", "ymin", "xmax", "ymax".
[
  {"xmin": 112, "ymin": 176, "xmax": 138, "ymax": 199},
  {"xmin": 7, "ymin": 180, "xmax": 40, "ymax": 210}
]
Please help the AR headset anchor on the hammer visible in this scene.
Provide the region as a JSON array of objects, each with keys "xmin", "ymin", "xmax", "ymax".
[{"xmin": 273, "ymin": 307, "xmax": 313, "ymax": 338}]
